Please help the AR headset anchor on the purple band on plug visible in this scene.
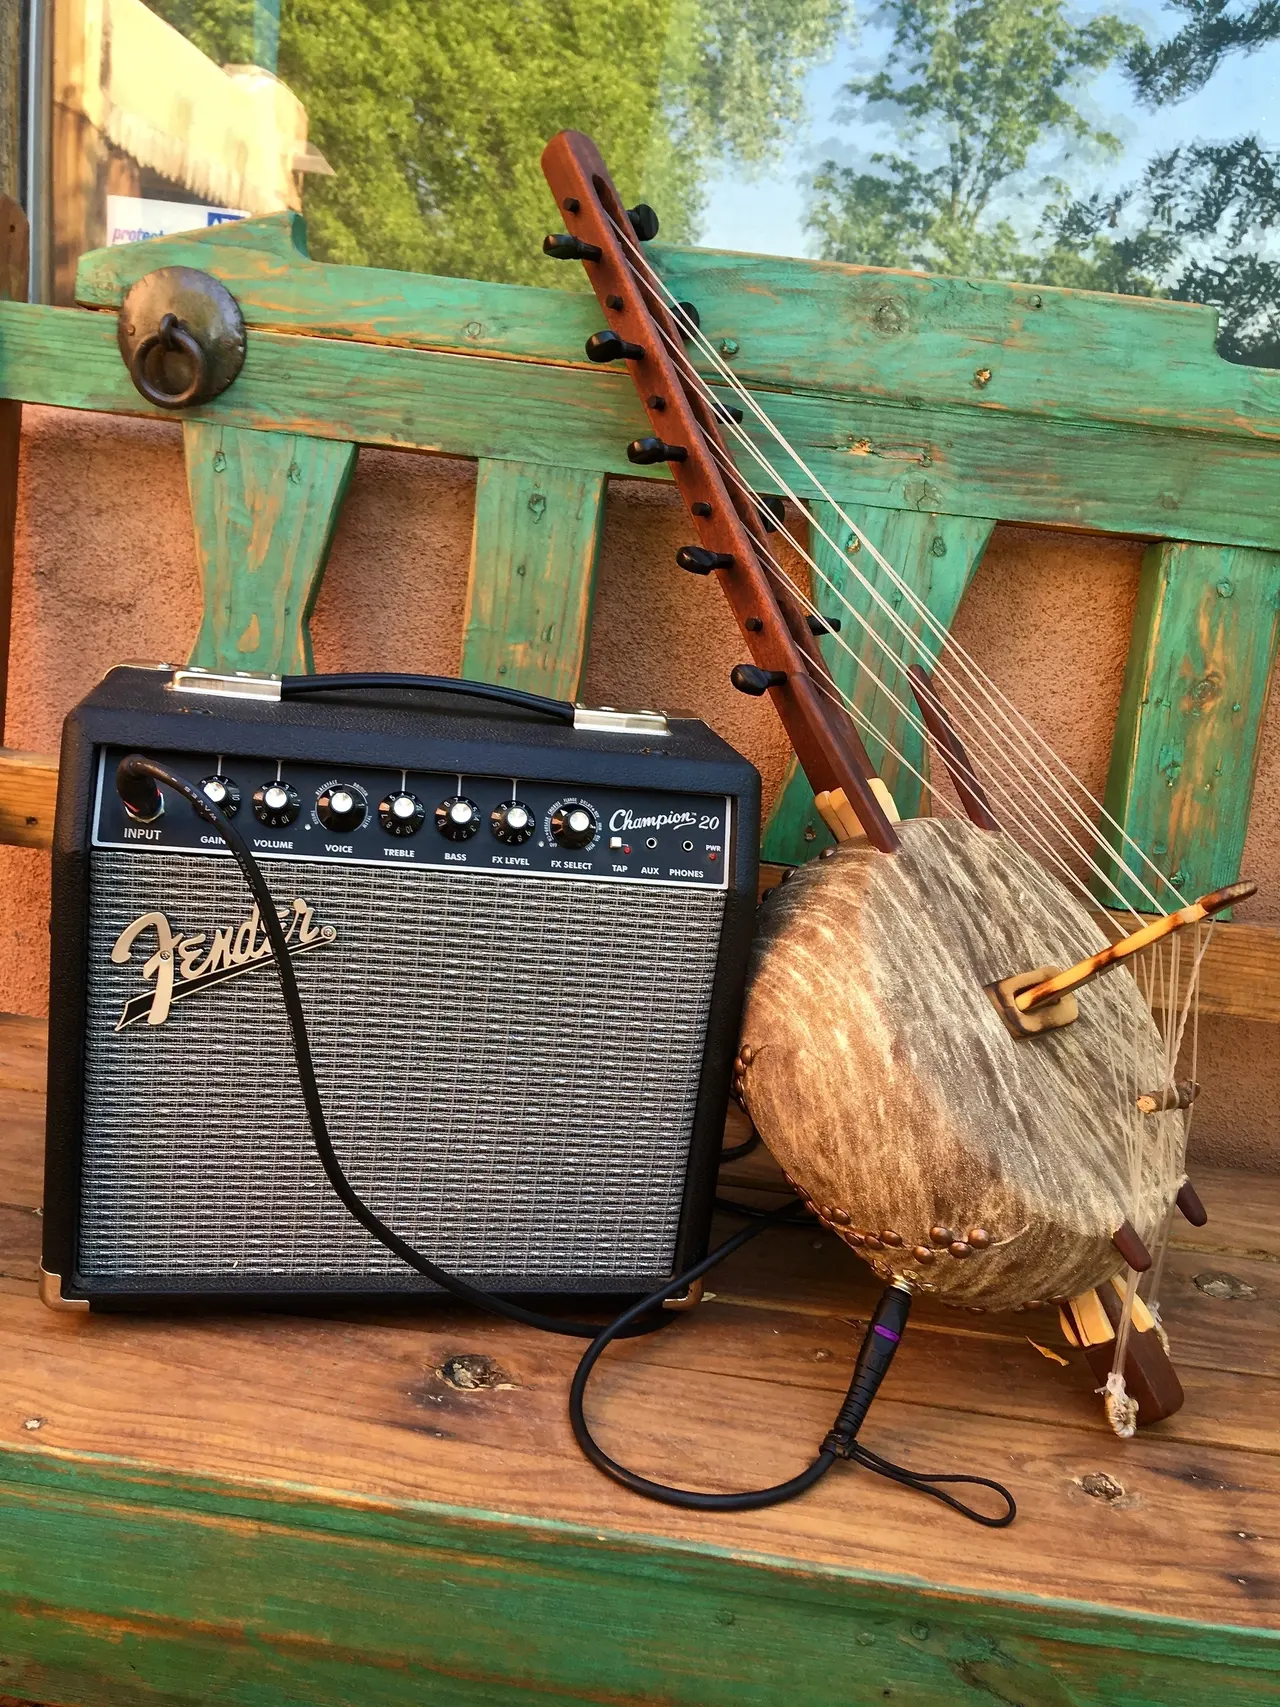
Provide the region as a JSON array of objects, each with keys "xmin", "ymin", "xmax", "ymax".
[{"xmin": 873, "ymin": 1325, "xmax": 901, "ymax": 1343}]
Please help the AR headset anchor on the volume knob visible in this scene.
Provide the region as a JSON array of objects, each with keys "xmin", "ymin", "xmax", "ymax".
[
  {"xmin": 550, "ymin": 803, "xmax": 598, "ymax": 849},
  {"xmin": 253, "ymin": 780, "xmax": 300, "ymax": 828},
  {"xmin": 491, "ymin": 801, "xmax": 535, "ymax": 845},
  {"xmin": 435, "ymin": 796, "xmax": 481, "ymax": 841}
]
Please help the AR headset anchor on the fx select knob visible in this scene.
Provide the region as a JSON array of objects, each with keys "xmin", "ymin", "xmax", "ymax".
[
  {"xmin": 550, "ymin": 802, "xmax": 598, "ymax": 850},
  {"xmin": 435, "ymin": 795, "xmax": 482, "ymax": 841},
  {"xmin": 378, "ymin": 790, "xmax": 425, "ymax": 836},
  {"xmin": 491, "ymin": 800, "xmax": 535, "ymax": 845},
  {"xmin": 316, "ymin": 785, "xmax": 366, "ymax": 832},
  {"xmin": 252, "ymin": 780, "xmax": 300, "ymax": 828}
]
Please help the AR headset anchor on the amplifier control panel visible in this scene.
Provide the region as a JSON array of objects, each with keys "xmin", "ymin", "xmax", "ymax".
[{"xmin": 92, "ymin": 748, "xmax": 732, "ymax": 890}]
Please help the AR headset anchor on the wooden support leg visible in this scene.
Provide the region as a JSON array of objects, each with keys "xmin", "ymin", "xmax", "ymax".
[
  {"xmin": 762, "ymin": 504, "xmax": 995, "ymax": 864},
  {"xmin": 0, "ymin": 196, "xmax": 28, "ymax": 741},
  {"xmin": 1062, "ymin": 1281, "xmax": 1184, "ymax": 1428},
  {"xmin": 461, "ymin": 459, "xmax": 606, "ymax": 699},
  {"xmin": 1101, "ymin": 539, "xmax": 1280, "ymax": 913},
  {"xmin": 184, "ymin": 422, "xmax": 357, "ymax": 676}
]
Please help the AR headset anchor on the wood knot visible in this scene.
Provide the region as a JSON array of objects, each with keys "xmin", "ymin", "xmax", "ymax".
[{"xmin": 439, "ymin": 1354, "xmax": 517, "ymax": 1391}]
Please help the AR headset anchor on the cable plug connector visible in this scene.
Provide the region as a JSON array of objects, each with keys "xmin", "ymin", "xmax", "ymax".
[{"xmin": 823, "ymin": 1280, "xmax": 912, "ymax": 1457}]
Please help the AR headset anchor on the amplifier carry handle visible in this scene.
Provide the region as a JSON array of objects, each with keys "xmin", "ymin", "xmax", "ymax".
[{"xmin": 280, "ymin": 673, "xmax": 576, "ymax": 724}]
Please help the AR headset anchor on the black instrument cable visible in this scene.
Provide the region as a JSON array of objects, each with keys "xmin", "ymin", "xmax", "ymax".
[{"xmin": 116, "ymin": 755, "xmax": 1015, "ymax": 1526}]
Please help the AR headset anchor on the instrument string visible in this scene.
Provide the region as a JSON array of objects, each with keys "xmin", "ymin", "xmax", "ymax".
[
  {"xmin": 621, "ymin": 272, "xmax": 1176, "ymax": 921},
  {"xmin": 609, "ymin": 216, "xmax": 1191, "ymax": 915}
]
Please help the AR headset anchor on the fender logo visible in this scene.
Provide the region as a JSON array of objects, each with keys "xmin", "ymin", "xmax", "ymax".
[{"xmin": 110, "ymin": 898, "xmax": 335, "ymax": 1031}]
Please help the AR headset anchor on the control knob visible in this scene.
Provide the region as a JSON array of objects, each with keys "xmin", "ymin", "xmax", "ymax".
[
  {"xmin": 253, "ymin": 780, "xmax": 300, "ymax": 828},
  {"xmin": 551, "ymin": 802, "xmax": 598, "ymax": 849},
  {"xmin": 316, "ymin": 786, "xmax": 366, "ymax": 832},
  {"xmin": 491, "ymin": 801, "xmax": 535, "ymax": 844},
  {"xmin": 199, "ymin": 775, "xmax": 240, "ymax": 816},
  {"xmin": 435, "ymin": 796, "xmax": 481, "ymax": 841},
  {"xmin": 379, "ymin": 791, "xmax": 425, "ymax": 836}
]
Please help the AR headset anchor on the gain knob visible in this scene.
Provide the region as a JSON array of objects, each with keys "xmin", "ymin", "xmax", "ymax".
[
  {"xmin": 316, "ymin": 785, "xmax": 366, "ymax": 832},
  {"xmin": 550, "ymin": 802, "xmax": 598, "ymax": 850},
  {"xmin": 199, "ymin": 775, "xmax": 240, "ymax": 816},
  {"xmin": 435, "ymin": 795, "xmax": 481, "ymax": 841},
  {"xmin": 378, "ymin": 791, "xmax": 425, "ymax": 836},
  {"xmin": 491, "ymin": 801, "xmax": 535, "ymax": 845},
  {"xmin": 252, "ymin": 780, "xmax": 300, "ymax": 828}
]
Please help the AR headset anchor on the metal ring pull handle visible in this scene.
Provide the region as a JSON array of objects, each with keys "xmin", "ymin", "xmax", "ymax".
[{"xmin": 129, "ymin": 313, "xmax": 209, "ymax": 410}]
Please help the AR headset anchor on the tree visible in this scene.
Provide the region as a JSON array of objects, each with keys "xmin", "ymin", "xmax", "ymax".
[
  {"xmin": 146, "ymin": 0, "xmax": 848, "ymax": 283},
  {"xmin": 1126, "ymin": 0, "xmax": 1280, "ymax": 102},
  {"xmin": 805, "ymin": 0, "xmax": 1137, "ymax": 276}
]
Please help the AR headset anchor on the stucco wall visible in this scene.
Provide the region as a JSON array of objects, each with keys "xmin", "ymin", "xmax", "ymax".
[{"xmin": 4, "ymin": 404, "xmax": 1278, "ymax": 1168}]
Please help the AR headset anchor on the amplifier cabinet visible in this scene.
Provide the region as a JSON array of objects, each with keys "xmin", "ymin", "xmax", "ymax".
[{"xmin": 42, "ymin": 667, "xmax": 760, "ymax": 1309}]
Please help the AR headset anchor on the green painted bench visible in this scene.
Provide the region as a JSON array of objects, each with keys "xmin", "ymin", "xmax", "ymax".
[{"xmin": 2, "ymin": 203, "xmax": 1280, "ymax": 1704}]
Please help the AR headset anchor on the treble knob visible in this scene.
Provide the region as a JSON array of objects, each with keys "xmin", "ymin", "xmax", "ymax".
[
  {"xmin": 731, "ymin": 665, "xmax": 787, "ymax": 697},
  {"xmin": 435, "ymin": 796, "xmax": 481, "ymax": 841},
  {"xmin": 544, "ymin": 233, "xmax": 602, "ymax": 262},
  {"xmin": 379, "ymin": 791, "xmax": 425, "ymax": 836},
  {"xmin": 586, "ymin": 329, "xmax": 645, "ymax": 363},
  {"xmin": 676, "ymin": 546, "xmax": 734, "ymax": 575},
  {"xmin": 628, "ymin": 437, "xmax": 687, "ymax": 465}
]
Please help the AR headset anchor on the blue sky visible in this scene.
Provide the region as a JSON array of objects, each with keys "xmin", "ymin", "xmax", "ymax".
[{"xmin": 698, "ymin": 3, "xmax": 1280, "ymax": 259}]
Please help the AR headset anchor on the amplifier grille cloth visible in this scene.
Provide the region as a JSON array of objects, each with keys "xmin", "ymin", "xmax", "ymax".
[{"xmin": 81, "ymin": 851, "xmax": 725, "ymax": 1282}]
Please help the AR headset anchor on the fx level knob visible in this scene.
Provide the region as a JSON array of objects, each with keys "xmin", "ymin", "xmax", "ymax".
[
  {"xmin": 550, "ymin": 802, "xmax": 598, "ymax": 850},
  {"xmin": 379, "ymin": 791, "xmax": 425, "ymax": 836},
  {"xmin": 316, "ymin": 785, "xmax": 366, "ymax": 832},
  {"xmin": 253, "ymin": 780, "xmax": 300, "ymax": 828},
  {"xmin": 199, "ymin": 775, "xmax": 240, "ymax": 816},
  {"xmin": 491, "ymin": 801, "xmax": 535, "ymax": 844},
  {"xmin": 435, "ymin": 795, "xmax": 481, "ymax": 841}
]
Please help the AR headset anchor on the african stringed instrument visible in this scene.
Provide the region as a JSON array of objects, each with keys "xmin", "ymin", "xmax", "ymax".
[{"xmin": 540, "ymin": 129, "xmax": 1257, "ymax": 1436}]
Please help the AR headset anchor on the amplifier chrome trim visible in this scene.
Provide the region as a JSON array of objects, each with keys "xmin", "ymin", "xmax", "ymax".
[
  {"xmin": 166, "ymin": 669, "xmax": 283, "ymax": 701},
  {"xmin": 39, "ymin": 1265, "xmax": 90, "ymax": 1312},
  {"xmin": 573, "ymin": 706, "xmax": 669, "ymax": 735}
]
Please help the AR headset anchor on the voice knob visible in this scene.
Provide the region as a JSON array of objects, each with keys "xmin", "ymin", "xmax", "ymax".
[
  {"xmin": 316, "ymin": 785, "xmax": 366, "ymax": 832},
  {"xmin": 551, "ymin": 803, "xmax": 598, "ymax": 849},
  {"xmin": 199, "ymin": 775, "xmax": 240, "ymax": 816},
  {"xmin": 435, "ymin": 795, "xmax": 481, "ymax": 841},
  {"xmin": 252, "ymin": 780, "xmax": 300, "ymax": 828},
  {"xmin": 379, "ymin": 791, "xmax": 425, "ymax": 836},
  {"xmin": 491, "ymin": 801, "xmax": 535, "ymax": 845}
]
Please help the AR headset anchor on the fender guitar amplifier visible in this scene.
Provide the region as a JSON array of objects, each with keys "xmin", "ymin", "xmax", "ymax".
[{"xmin": 41, "ymin": 666, "xmax": 759, "ymax": 1310}]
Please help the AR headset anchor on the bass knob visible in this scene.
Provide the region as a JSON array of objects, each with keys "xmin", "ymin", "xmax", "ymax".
[{"xmin": 435, "ymin": 796, "xmax": 481, "ymax": 841}]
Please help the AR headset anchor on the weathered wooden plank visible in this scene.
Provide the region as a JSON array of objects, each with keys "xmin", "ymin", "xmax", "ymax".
[
  {"xmin": 2, "ymin": 1447, "xmax": 1280, "ymax": 1707},
  {"xmin": 762, "ymin": 505, "xmax": 994, "ymax": 863},
  {"xmin": 460, "ymin": 459, "xmax": 606, "ymax": 698},
  {"xmin": 1102, "ymin": 541, "xmax": 1280, "ymax": 911},
  {"xmin": 72, "ymin": 212, "xmax": 1280, "ymax": 448},
  {"xmin": 0, "ymin": 748, "xmax": 57, "ymax": 848},
  {"xmin": 184, "ymin": 422, "xmax": 357, "ymax": 674},
  {"xmin": 0, "ymin": 195, "xmax": 26, "ymax": 742},
  {"xmin": 9, "ymin": 305, "xmax": 1280, "ymax": 551}
]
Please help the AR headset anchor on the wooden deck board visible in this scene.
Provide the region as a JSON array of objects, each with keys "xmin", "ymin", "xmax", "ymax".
[{"xmin": 2, "ymin": 1012, "xmax": 1279, "ymax": 1703}]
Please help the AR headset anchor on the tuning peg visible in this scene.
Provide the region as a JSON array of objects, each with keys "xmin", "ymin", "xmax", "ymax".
[
  {"xmin": 756, "ymin": 495, "xmax": 786, "ymax": 533},
  {"xmin": 628, "ymin": 437, "xmax": 687, "ymax": 465},
  {"xmin": 543, "ymin": 233, "xmax": 602, "ymax": 262},
  {"xmin": 676, "ymin": 546, "xmax": 734, "ymax": 575},
  {"xmin": 627, "ymin": 204, "xmax": 660, "ymax": 241},
  {"xmin": 673, "ymin": 300, "xmax": 701, "ymax": 331},
  {"xmin": 710, "ymin": 399, "xmax": 744, "ymax": 425},
  {"xmin": 586, "ymin": 330, "xmax": 644, "ymax": 363},
  {"xmin": 731, "ymin": 664, "xmax": 787, "ymax": 696},
  {"xmin": 806, "ymin": 614, "xmax": 842, "ymax": 635}
]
